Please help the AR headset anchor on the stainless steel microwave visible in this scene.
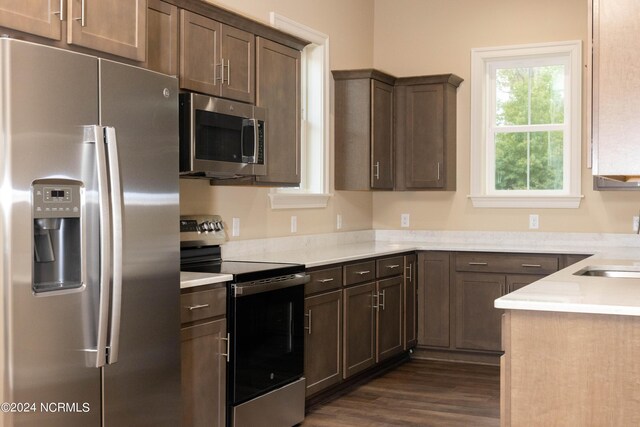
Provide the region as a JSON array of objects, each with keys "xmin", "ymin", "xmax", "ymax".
[{"xmin": 179, "ymin": 93, "xmax": 266, "ymax": 177}]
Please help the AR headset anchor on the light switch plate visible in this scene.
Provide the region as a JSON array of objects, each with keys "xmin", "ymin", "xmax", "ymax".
[
  {"xmin": 529, "ymin": 214, "xmax": 539, "ymax": 230},
  {"xmin": 232, "ymin": 217, "xmax": 240, "ymax": 237},
  {"xmin": 401, "ymin": 213, "xmax": 410, "ymax": 228},
  {"xmin": 336, "ymin": 214, "xmax": 342, "ymax": 230},
  {"xmin": 291, "ymin": 215, "xmax": 297, "ymax": 233}
]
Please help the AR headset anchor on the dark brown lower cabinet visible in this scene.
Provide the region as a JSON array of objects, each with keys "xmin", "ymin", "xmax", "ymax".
[
  {"xmin": 343, "ymin": 282, "xmax": 377, "ymax": 378},
  {"xmin": 304, "ymin": 290, "xmax": 342, "ymax": 397},
  {"xmin": 506, "ymin": 274, "xmax": 545, "ymax": 293},
  {"xmin": 376, "ymin": 276, "xmax": 404, "ymax": 362},
  {"xmin": 454, "ymin": 273, "xmax": 505, "ymax": 352},
  {"xmin": 403, "ymin": 254, "xmax": 417, "ymax": 349},
  {"xmin": 181, "ymin": 319, "xmax": 227, "ymax": 427},
  {"xmin": 417, "ymin": 252, "xmax": 450, "ymax": 348}
]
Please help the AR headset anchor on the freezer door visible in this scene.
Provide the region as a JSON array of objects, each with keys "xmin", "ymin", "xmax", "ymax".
[
  {"xmin": 0, "ymin": 40, "xmax": 102, "ymax": 426},
  {"xmin": 99, "ymin": 60, "xmax": 181, "ymax": 427}
]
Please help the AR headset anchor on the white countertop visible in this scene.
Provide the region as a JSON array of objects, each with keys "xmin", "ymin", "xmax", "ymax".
[
  {"xmin": 495, "ymin": 249, "xmax": 640, "ymax": 316},
  {"xmin": 180, "ymin": 271, "xmax": 232, "ymax": 290}
]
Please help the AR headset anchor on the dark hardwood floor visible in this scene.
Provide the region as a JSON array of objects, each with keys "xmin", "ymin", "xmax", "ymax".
[{"xmin": 302, "ymin": 359, "xmax": 500, "ymax": 427}]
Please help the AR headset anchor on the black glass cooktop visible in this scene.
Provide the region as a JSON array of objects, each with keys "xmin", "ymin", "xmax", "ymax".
[{"xmin": 180, "ymin": 245, "xmax": 304, "ymax": 283}]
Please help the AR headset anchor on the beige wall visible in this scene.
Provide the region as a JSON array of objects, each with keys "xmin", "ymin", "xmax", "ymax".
[
  {"xmin": 372, "ymin": 0, "xmax": 640, "ymax": 233},
  {"xmin": 180, "ymin": 0, "xmax": 375, "ymax": 239}
]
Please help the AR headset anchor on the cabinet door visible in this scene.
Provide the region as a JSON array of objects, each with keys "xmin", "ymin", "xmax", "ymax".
[
  {"xmin": 0, "ymin": 0, "xmax": 62, "ymax": 40},
  {"xmin": 180, "ymin": 10, "xmax": 221, "ymax": 95},
  {"xmin": 145, "ymin": 0, "xmax": 178, "ymax": 76},
  {"xmin": 377, "ymin": 276, "xmax": 403, "ymax": 362},
  {"xmin": 506, "ymin": 274, "xmax": 545, "ymax": 293},
  {"xmin": 343, "ymin": 282, "xmax": 376, "ymax": 378},
  {"xmin": 304, "ymin": 290, "xmax": 342, "ymax": 397},
  {"xmin": 220, "ymin": 24, "xmax": 254, "ymax": 103},
  {"xmin": 404, "ymin": 254, "xmax": 417, "ymax": 349},
  {"xmin": 181, "ymin": 319, "xmax": 227, "ymax": 427},
  {"xmin": 255, "ymin": 37, "xmax": 301, "ymax": 185},
  {"xmin": 371, "ymin": 80, "xmax": 394, "ymax": 189},
  {"xmin": 67, "ymin": 0, "xmax": 146, "ymax": 61},
  {"xmin": 455, "ymin": 272, "xmax": 505, "ymax": 352},
  {"xmin": 404, "ymin": 84, "xmax": 444, "ymax": 188},
  {"xmin": 417, "ymin": 252, "xmax": 451, "ymax": 348}
]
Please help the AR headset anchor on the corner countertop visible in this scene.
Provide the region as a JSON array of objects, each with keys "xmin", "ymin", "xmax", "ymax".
[
  {"xmin": 495, "ymin": 249, "xmax": 640, "ymax": 316},
  {"xmin": 180, "ymin": 272, "xmax": 232, "ymax": 290}
]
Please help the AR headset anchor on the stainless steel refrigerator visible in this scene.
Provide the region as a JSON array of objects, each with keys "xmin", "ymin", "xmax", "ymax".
[{"xmin": 0, "ymin": 38, "xmax": 181, "ymax": 426}]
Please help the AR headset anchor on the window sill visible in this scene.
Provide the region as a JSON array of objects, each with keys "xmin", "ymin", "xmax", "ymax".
[
  {"xmin": 268, "ymin": 192, "xmax": 332, "ymax": 209},
  {"xmin": 469, "ymin": 194, "xmax": 584, "ymax": 208}
]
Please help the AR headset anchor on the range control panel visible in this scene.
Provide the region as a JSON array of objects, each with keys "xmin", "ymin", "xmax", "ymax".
[{"xmin": 180, "ymin": 215, "xmax": 226, "ymax": 247}]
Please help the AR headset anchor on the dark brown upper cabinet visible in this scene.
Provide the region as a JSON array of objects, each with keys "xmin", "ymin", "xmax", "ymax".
[
  {"xmin": 0, "ymin": 0, "xmax": 146, "ymax": 61},
  {"xmin": 180, "ymin": 9, "xmax": 254, "ymax": 103},
  {"xmin": 334, "ymin": 69, "xmax": 395, "ymax": 191},
  {"xmin": 333, "ymin": 69, "xmax": 462, "ymax": 191},
  {"xmin": 394, "ymin": 75, "xmax": 462, "ymax": 190}
]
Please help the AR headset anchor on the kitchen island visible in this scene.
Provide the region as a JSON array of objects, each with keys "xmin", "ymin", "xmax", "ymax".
[{"xmin": 495, "ymin": 250, "xmax": 640, "ymax": 426}]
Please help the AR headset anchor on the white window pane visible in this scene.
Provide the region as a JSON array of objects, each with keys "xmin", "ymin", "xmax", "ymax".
[
  {"xmin": 530, "ymin": 65, "xmax": 564, "ymax": 125},
  {"xmin": 495, "ymin": 131, "xmax": 564, "ymax": 191}
]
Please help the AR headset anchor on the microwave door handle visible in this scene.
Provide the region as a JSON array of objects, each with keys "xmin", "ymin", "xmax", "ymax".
[
  {"xmin": 252, "ymin": 118, "xmax": 259, "ymax": 162},
  {"xmin": 104, "ymin": 127, "xmax": 123, "ymax": 365}
]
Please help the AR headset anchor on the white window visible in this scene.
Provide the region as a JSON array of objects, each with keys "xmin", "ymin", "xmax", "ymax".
[
  {"xmin": 268, "ymin": 13, "xmax": 331, "ymax": 209},
  {"xmin": 470, "ymin": 41, "xmax": 582, "ymax": 208}
]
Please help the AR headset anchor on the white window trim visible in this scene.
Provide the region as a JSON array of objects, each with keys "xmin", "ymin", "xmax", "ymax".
[
  {"xmin": 469, "ymin": 40, "xmax": 583, "ymax": 209},
  {"xmin": 268, "ymin": 13, "xmax": 332, "ymax": 210}
]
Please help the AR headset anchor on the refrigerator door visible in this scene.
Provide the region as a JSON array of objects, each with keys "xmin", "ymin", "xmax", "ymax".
[
  {"xmin": 0, "ymin": 40, "xmax": 102, "ymax": 426},
  {"xmin": 99, "ymin": 60, "xmax": 181, "ymax": 427}
]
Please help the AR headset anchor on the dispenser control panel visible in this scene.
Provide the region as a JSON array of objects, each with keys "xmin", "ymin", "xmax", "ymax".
[{"xmin": 32, "ymin": 182, "xmax": 81, "ymax": 219}]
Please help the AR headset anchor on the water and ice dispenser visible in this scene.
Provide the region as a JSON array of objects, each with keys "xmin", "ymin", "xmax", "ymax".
[{"xmin": 32, "ymin": 180, "xmax": 83, "ymax": 293}]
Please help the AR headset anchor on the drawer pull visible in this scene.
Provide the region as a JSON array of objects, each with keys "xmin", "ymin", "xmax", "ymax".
[
  {"xmin": 186, "ymin": 304, "xmax": 210, "ymax": 311},
  {"xmin": 468, "ymin": 262, "xmax": 488, "ymax": 266},
  {"xmin": 318, "ymin": 278, "xmax": 335, "ymax": 283},
  {"xmin": 355, "ymin": 270, "xmax": 371, "ymax": 275},
  {"xmin": 378, "ymin": 290, "xmax": 386, "ymax": 310},
  {"xmin": 386, "ymin": 264, "xmax": 400, "ymax": 269},
  {"xmin": 521, "ymin": 264, "xmax": 542, "ymax": 268}
]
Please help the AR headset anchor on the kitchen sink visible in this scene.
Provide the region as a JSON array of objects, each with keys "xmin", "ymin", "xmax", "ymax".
[{"xmin": 574, "ymin": 266, "xmax": 640, "ymax": 278}]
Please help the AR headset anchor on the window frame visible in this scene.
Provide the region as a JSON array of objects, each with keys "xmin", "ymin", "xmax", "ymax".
[
  {"xmin": 470, "ymin": 40, "xmax": 583, "ymax": 208},
  {"xmin": 268, "ymin": 13, "xmax": 332, "ymax": 209}
]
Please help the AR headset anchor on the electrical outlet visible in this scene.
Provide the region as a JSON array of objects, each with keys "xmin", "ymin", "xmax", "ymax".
[
  {"xmin": 337, "ymin": 214, "xmax": 342, "ymax": 230},
  {"xmin": 291, "ymin": 215, "xmax": 297, "ymax": 233},
  {"xmin": 232, "ymin": 217, "xmax": 240, "ymax": 237},
  {"xmin": 401, "ymin": 213, "xmax": 410, "ymax": 228},
  {"xmin": 633, "ymin": 216, "xmax": 639, "ymax": 233},
  {"xmin": 529, "ymin": 214, "xmax": 539, "ymax": 230}
]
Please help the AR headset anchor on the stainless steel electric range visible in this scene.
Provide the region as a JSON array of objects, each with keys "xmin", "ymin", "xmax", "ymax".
[{"xmin": 179, "ymin": 215, "xmax": 308, "ymax": 427}]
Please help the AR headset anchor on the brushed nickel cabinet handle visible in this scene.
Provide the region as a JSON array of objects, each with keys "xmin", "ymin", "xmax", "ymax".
[
  {"xmin": 468, "ymin": 262, "xmax": 488, "ymax": 266},
  {"xmin": 374, "ymin": 161, "xmax": 380, "ymax": 180},
  {"xmin": 437, "ymin": 162, "xmax": 441, "ymax": 181},
  {"xmin": 521, "ymin": 264, "xmax": 542, "ymax": 268},
  {"xmin": 53, "ymin": 0, "xmax": 64, "ymax": 21},
  {"xmin": 386, "ymin": 264, "xmax": 400, "ymax": 269},
  {"xmin": 355, "ymin": 270, "xmax": 371, "ymax": 275},
  {"xmin": 227, "ymin": 59, "xmax": 231, "ymax": 85},
  {"xmin": 304, "ymin": 310, "xmax": 312, "ymax": 335},
  {"xmin": 186, "ymin": 304, "xmax": 210, "ymax": 311},
  {"xmin": 379, "ymin": 290, "xmax": 386, "ymax": 310},
  {"xmin": 372, "ymin": 293, "xmax": 379, "ymax": 310},
  {"xmin": 74, "ymin": 0, "xmax": 86, "ymax": 27},
  {"xmin": 406, "ymin": 264, "xmax": 412, "ymax": 281},
  {"xmin": 217, "ymin": 58, "xmax": 224, "ymax": 83},
  {"xmin": 318, "ymin": 278, "xmax": 334, "ymax": 283},
  {"xmin": 220, "ymin": 333, "xmax": 230, "ymax": 362}
]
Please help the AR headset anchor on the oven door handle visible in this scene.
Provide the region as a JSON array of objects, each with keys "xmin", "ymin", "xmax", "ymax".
[{"xmin": 233, "ymin": 273, "xmax": 310, "ymax": 297}]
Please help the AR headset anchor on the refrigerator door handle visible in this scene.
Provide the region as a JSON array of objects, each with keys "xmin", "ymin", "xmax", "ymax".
[
  {"xmin": 88, "ymin": 124, "xmax": 111, "ymax": 368},
  {"xmin": 105, "ymin": 126, "xmax": 123, "ymax": 364}
]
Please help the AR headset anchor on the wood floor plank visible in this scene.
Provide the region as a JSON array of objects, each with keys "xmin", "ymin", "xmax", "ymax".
[{"xmin": 302, "ymin": 359, "xmax": 500, "ymax": 426}]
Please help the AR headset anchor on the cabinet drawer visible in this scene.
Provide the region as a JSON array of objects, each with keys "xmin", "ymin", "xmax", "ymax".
[
  {"xmin": 344, "ymin": 261, "xmax": 376, "ymax": 286},
  {"xmin": 180, "ymin": 287, "xmax": 226, "ymax": 324},
  {"xmin": 455, "ymin": 253, "xmax": 559, "ymax": 275},
  {"xmin": 306, "ymin": 267, "xmax": 343, "ymax": 295},
  {"xmin": 376, "ymin": 256, "xmax": 404, "ymax": 278}
]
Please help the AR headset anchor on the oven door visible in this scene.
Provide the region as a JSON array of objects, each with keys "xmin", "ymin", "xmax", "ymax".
[{"xmin": 229, "ymin": 279, "xmax": 305, "ymax": 405}]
